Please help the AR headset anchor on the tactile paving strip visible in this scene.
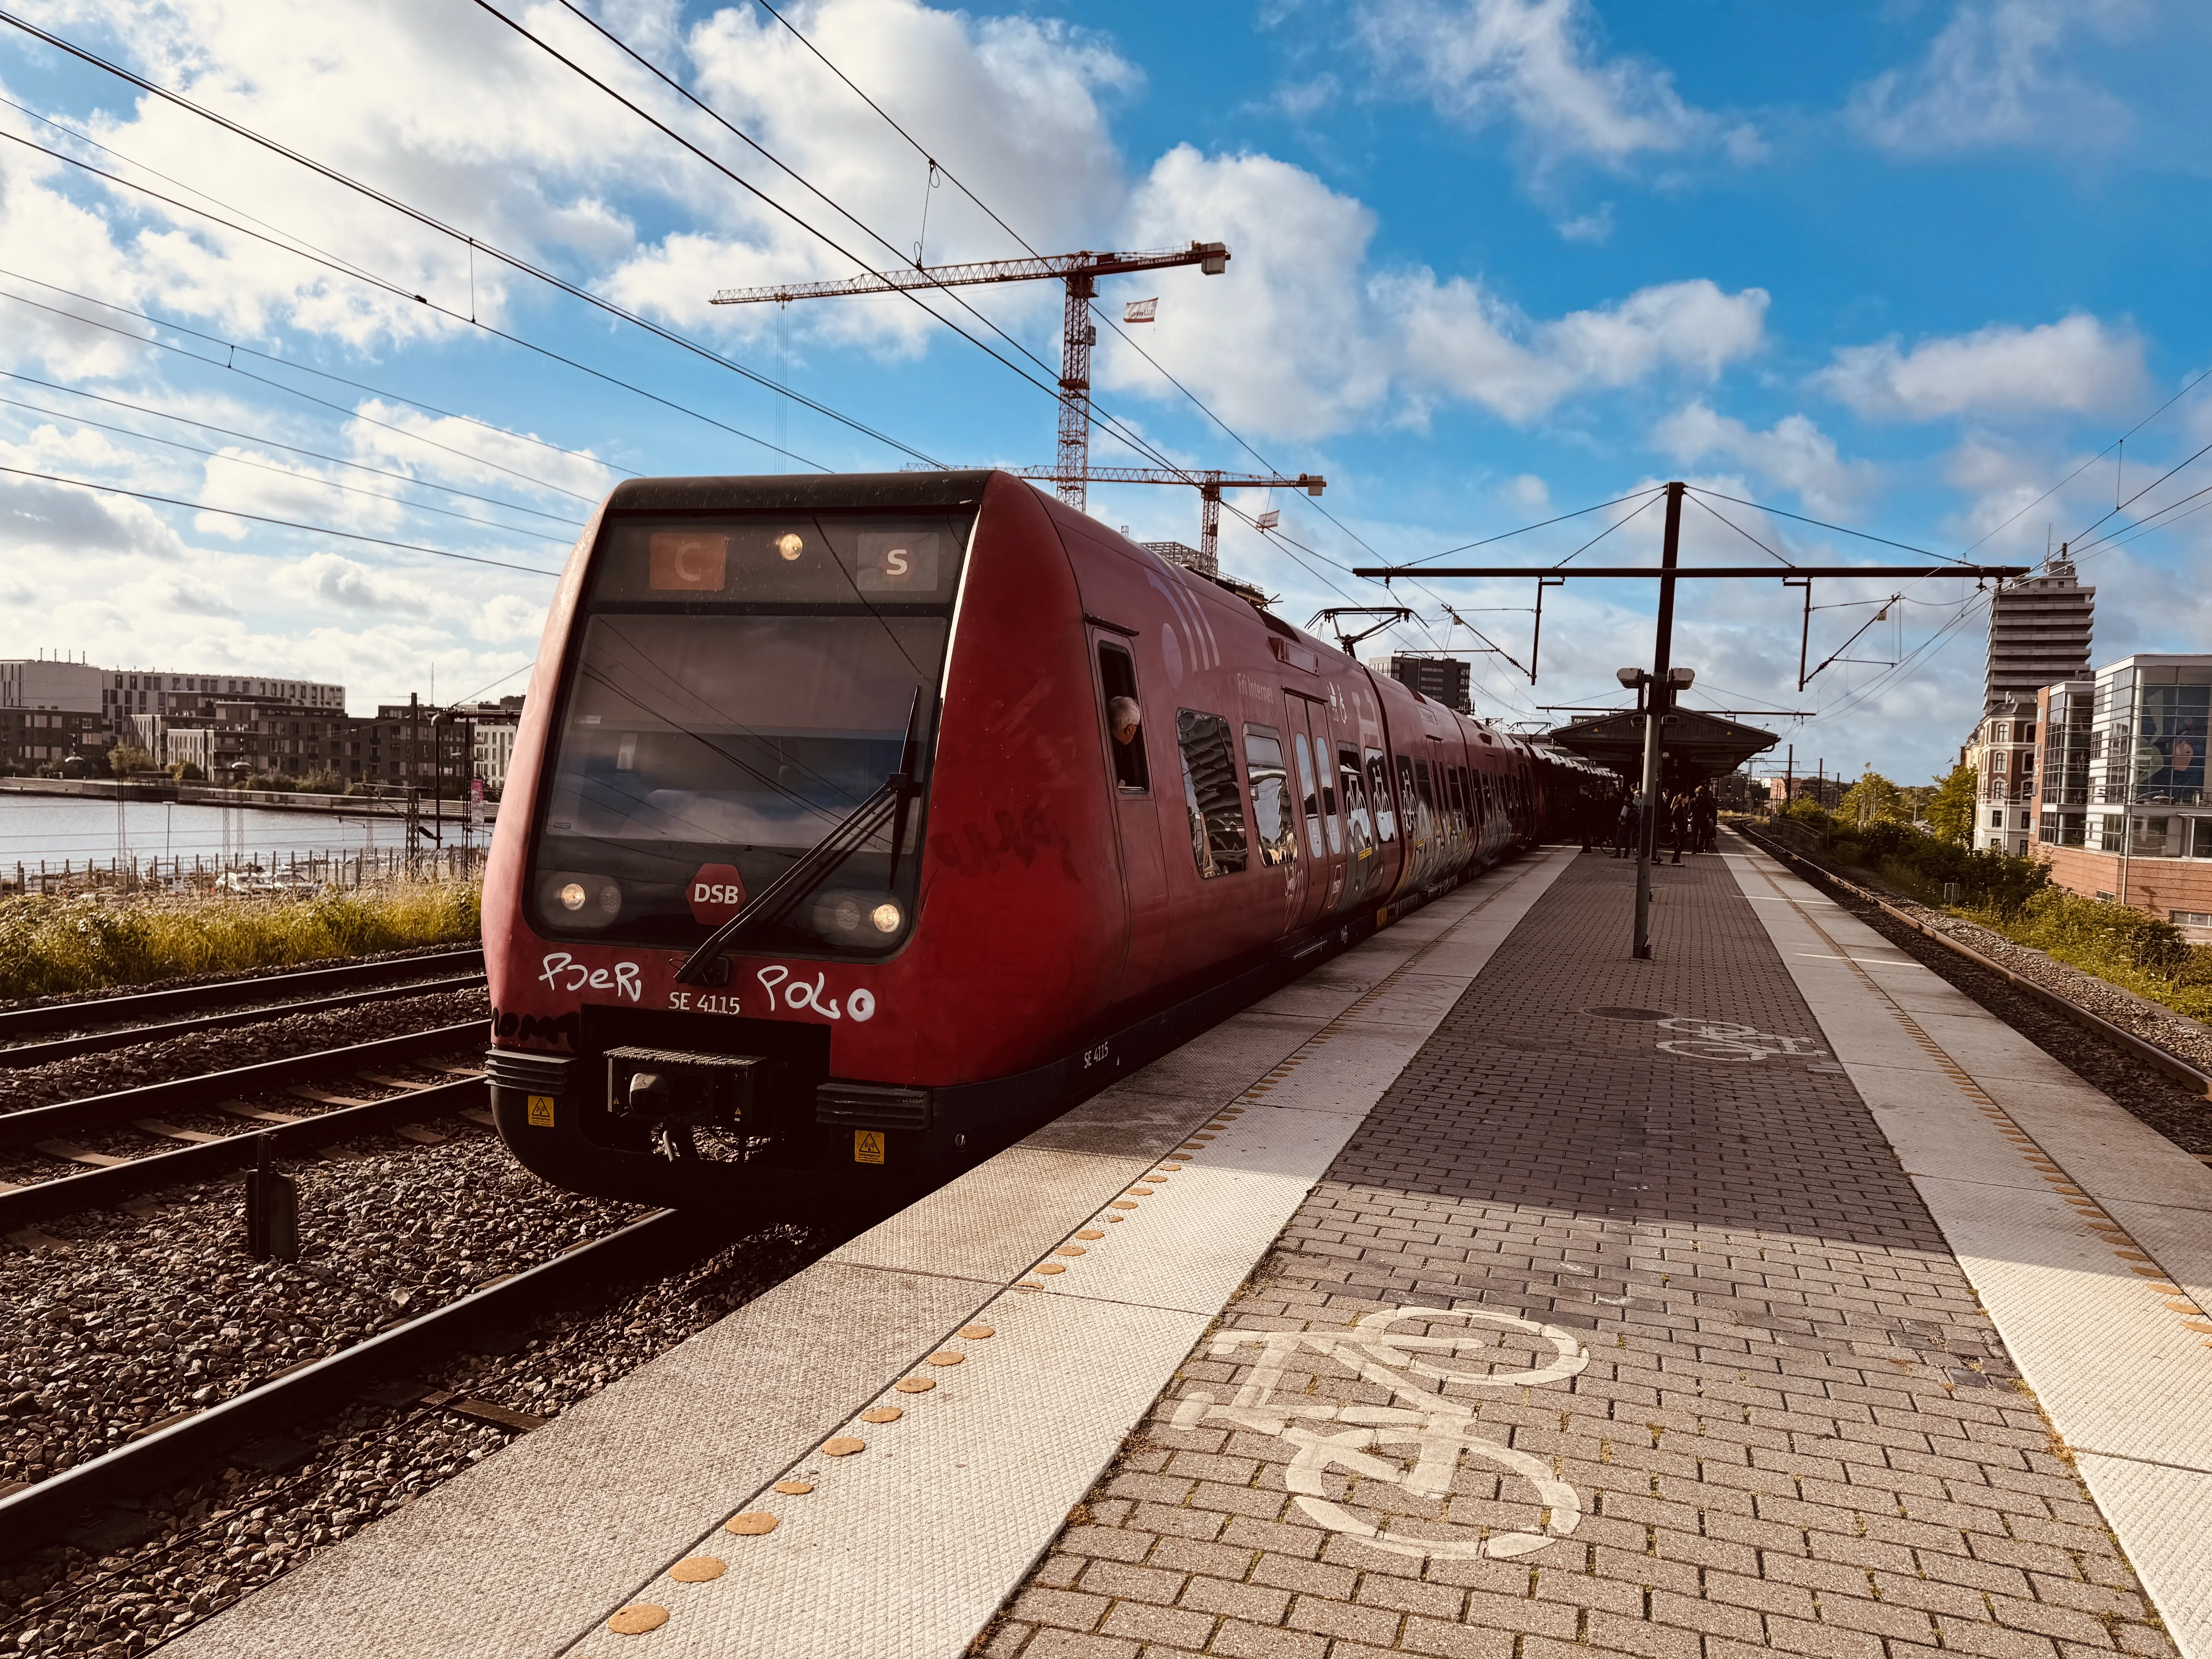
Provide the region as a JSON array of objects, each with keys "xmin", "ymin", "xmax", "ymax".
[{"xmin": 1733, "ymin": 841, "xmax": 2212, "ymax": 1659}]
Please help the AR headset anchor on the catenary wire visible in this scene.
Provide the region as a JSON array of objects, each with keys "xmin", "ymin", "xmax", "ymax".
[
  {"xmin": 0, "ymin": 371, "xmax": 589, "ymax": 528},
  {"xmin": 0, "ymin": 279, "xmax": 613, "ymax": 501},
  {"xmin": 0, "ymin": 262, "xmax": 635, "ymax": 478},
  {"xmin": 0, "ymin": 128, "xmax": 827, "ymax": 477},
  {"xmin": 0, "ymin": 12, "xmax": 938, "ymax": 466},
  {"xmin": 469, "ymin": 0, "xmax": 1227, "ymax": 496},
  {"xmin": 0, "ymin": 391, "xmax": 579, "ymax": 541},
  {"xmin": 0, "ymin": 463, "xmax": 564, "ymax": 577}
]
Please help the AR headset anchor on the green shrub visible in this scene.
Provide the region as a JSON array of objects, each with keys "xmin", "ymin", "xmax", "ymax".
[
  {"xmin": 0, "ymin": 883, "xmax": 481, "ymax": 1001},
  {"xmin": 1967, "ymin": 886, "xmax": 2212, "ymax": 1020}
]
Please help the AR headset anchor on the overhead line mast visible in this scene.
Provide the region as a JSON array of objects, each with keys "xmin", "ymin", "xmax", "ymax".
[
  {"xmin": 1000, "ymin": 466, "xmax": 1323, "ymax": 568},
  {"xmin": 712, "ymin": 243, "xmax": 1229, "ymax": 510}
]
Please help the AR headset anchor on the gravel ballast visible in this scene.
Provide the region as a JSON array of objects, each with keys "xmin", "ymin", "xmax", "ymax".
[
  {"xmin": 0, "ymin": 988, "xmax": 489, "ymax": 1118},
  {"xmin": 0, "ymin": 1113, "xmax": 830, "ymax": 1657}
]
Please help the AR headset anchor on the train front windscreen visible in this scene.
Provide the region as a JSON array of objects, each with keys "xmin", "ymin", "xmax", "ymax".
[{"xmin": 529, "ymin": 511, "xmax": 973, "ymax": 956}]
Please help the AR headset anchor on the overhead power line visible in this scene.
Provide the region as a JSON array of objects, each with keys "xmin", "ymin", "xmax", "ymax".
[
  {"xmin": 0, "ymin": 389, "xmax": 578, "ymax": 542},
  {"xmin": 0, "ymin": 261, "xmax": 632, "ymax": 480},
  {"xmin": 0, "ymin": 280, "xmax": 607, "ymax": 502},
  {"xmin": 0, "ymin": 128, "xmax": 828, "ymax": 477},
  {"xmin": 0, "ymin": 463, "xmax": 565, "ymax": 577},
  {"xmin": 0, "ymin": 368, "xmax": 588, "ymax": 530},
  {"xmin": 0, "ymin": 11, "xmax": 939, "ymax": 466}
]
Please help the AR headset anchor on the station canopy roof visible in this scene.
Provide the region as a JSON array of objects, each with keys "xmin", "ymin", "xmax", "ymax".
[{"xmin": 1545, "ymin": 706, "xmax": 1779, "ymax": 787}]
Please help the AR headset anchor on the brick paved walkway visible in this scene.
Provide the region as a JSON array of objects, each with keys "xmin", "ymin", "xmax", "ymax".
[{"xmin": 974, "ymin": 850, "xmax": 2172, "ymax": 1659}]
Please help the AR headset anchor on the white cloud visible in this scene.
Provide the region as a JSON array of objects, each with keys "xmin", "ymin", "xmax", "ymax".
[
  {"xmin": 1356, "ymin": 0, "xmax": 1759, "ymax": 174},
  {"xmin": 1814, "ymin": 315, "xmax": 2145, "ymax": 422},
  {"xmin": 1653, "ymin": 402, "xmax": 1873, "ymax": 514},
  {"xmin": 1848, "ymin": 0, "xmax": 2146, "ymax": 155},
  {"xmin": 273, "ymin": 551, "xmax": 436, "ymax": 617},
  {"xmin": 1503, "ymin": 473, "xmax": 1550, "ymax": 510},
  {"xmin": 1102, "ymin": 146, "xmax": 1768, "ymax": 439},
  {"xmin": 606, "ymin": 0, "xmax": 1136, "ymax": 354}
]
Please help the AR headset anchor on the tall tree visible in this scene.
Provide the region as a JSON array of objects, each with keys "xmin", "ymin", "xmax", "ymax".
[{"xmin": 1925, "ymin": 763, "xmax": 1978, "ymax": 847}]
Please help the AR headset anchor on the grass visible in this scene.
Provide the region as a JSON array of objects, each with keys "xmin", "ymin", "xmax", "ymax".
[
  {"xmin": 0, "ymin": 882, "xmax": 481, "ymax": 1003},
  {"xmin": 1958, "ymin": 886, "xmax": 2212, "ymax": 1024}
]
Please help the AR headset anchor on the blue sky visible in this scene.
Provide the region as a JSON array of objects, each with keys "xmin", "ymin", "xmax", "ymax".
[{"xmin": 1, "ymin": 0, "xmax": 2207, "ymax": 785}]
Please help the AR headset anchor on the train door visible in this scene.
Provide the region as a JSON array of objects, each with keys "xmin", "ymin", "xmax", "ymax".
[
  {"xmin": 1285, "ymin": 694, "xmax": 1344, "ymax": 924},
  {"xmin": 1093, "ymin": 634, "xmax": 1169, "ymax": 1005}
]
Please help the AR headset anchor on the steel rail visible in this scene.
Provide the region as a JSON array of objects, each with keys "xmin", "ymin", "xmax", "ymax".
[
  {"xmin": 0, "ymin": 1075, "xmax": 485, "ymax": 1231},
  {"xmin": 1736, "ymin": 824, "xmax": 2212, "ymax": 1097},
  {"xmin": 0, "ymin": 1021, "xmax": 486, "ymax": 1147},
  {"xmin": 0, "ymin": 948, "xmax": 484, "ymax": 1040},
  {"xmin": 0, "ymin": 1206, "xmax": 697, "ymax": 1556},
  {"xmin": 0, "ymin": 974, "xmax": 485, "ymax": 1069}
]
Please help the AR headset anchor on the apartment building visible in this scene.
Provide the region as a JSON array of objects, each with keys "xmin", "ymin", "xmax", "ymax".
[{"xmin": 2033, "ymin": 655, "xmax": 2212, "ymax": 937}]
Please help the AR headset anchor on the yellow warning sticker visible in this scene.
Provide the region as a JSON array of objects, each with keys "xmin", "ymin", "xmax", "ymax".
[
  {"xmin": 527, "ymin": 1094, "xmax": 555, "ymax": 1128},
  {"xmin": 854, "ymin": 1129, "xmax": 885, "ymax": 1164}
]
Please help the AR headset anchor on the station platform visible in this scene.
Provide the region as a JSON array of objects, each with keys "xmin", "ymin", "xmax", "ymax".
[{"xmin": 168, "ymin": 836, "xmax": 2212, "ymax": 1659}]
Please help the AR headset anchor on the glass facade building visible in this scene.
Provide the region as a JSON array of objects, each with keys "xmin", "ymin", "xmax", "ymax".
[{"xmin": 2044, "ymin": 656, "xmax": 2212, "ymax": 862}]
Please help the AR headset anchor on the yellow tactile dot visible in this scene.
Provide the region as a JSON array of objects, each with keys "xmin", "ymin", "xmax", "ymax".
[
  {"xmin": 1111, "ymin": 1200, "xmax": 1139, "ymax": 1210},
  {"xmin": 1106, "ymin": 1214, "xmax": 1124, "ymax": 1222},
  {"xmin": 927, "ymin": 1351, "xmax": 966, "ymax": 1365},
  {"xmin": 1054, "ymin": 1245, "xmax": 1087, "ymax": 1257},
  {"xmin": 726, "ymin": 1511, "xmax": 780, "ymax": 1534},
  {"xmin": 1075, "ymin": 1229, "xmax": 1105, "ymax": 1240},
  {"xmin": 895, "ymin": 1377, "xmax": 936, "ymax": 1393},
  {"xmin": 1179, "ymin": 1143, "xmax": 1206, "ymax": 1151},
  {"xmin": 773, "ymin": 1480, "xmax": 814, "ymax": 1494},
  {"xmin": 670, "ymin": 1556, "xmax": 727, "ymax": 1581},
  {"xmin": 960, "ymin": 1325, "xmax": 996, "ymax": 1340},
  {"xmin": 1126, "ymin": 1188, "xmax": 1153, "ymax": 1197},
  {"xmin": 1035, "ymin": 1263, "xmax": 1067, "ymax": 1275},
  {"xmin": 862, "ymin": 1406, "xmax": 903, "ymax": 1424},
  {"xmin": 1189, "ymin": 1134, "xmax": 1216, "ymax": 1142},
  {"xmin": 609, "ymin": 1604, "xmax": 669, "ymax": 1634},
  {"xmin": 823, "ymin": 1436, "xmax": 866, "ymax": 1456},
  {"xmin": 1166, "ymin": 1153, "xmax": 1192, "ymax": 1161}
]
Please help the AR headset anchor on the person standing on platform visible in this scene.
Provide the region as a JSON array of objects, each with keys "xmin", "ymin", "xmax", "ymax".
[{"xmin": 1613, "ymin": 793, "xmax": 1638, "ymax": 858}]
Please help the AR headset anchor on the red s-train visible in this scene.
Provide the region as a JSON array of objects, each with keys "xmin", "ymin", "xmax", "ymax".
[{"xmin": 482, "ymin": 471, "xmax": 1596, "ymax": 1212}]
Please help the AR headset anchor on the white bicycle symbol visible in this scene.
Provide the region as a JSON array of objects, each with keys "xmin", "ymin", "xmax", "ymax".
[
  {"xmin": 1170, "ymin": 1305, "xmax": 1589, "ymax": 1560},
  {"xmin": 1654, "ymin": 1017, "xmax": 1824, "ymax": 1063}
]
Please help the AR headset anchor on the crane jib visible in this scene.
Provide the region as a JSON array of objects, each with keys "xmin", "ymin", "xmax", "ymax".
[{"xmin": 709, "ymin": 243, "xmax": 1230, "ymax": 306}]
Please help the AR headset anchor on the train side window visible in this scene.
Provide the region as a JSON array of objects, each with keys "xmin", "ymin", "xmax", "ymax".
[
  {"xmin": 1177, "ymin": 709, "xmax": 1250, "ymax": 878},
  {"xmin": 1292, "ymin": 733, "xmax": 1324, "ymax": 857},
  {"xmin": 1338, "ymin": 745, "xmax": 1373, "ymax": 853},
  {"xmin": 1098, "ymin": 644, "xmax": 1149, "ymax": 792},
  {"xmin": 1366, "ymin": 749, "xmax": 1397, "ymax": 842},
  {"xmin": 1243, "ymin": 725, "xmax": 1298, "ymax": 867},
  {"xmin": 1395, "ymin": 754, "xmax": 1418, "ymax": 832},
  {"xmin": 1414, "ymin": 757, "xmax": 1436, "ymax": 810}
]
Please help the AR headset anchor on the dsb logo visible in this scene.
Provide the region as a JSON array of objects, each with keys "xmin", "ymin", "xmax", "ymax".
[{"xmin": 688, "ymin": 864, "xmax": 747, "ymax": 926}]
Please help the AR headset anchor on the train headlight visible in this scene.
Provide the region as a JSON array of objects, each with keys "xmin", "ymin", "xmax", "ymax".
[
  {"xmin": 831, "ymin": 898, "xmax": 863, "ymax": 933},
  {"xmin": 870, "ymin": 902, "xmax": 902, "ymax": 934},
  {"xmin": 776, "ymin": 532, "xmax": 805, "ymax": 562},
  {"xmin": 545, "ymin": 872, "xmax": 621, "ymax": 929}
]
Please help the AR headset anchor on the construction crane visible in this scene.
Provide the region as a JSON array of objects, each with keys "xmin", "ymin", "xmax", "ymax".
[
  {"xmin": 1001, "ymin": 466, "xmax": 1324, "ymax": 570},
  {"xmin": 710, "ymin": 243, "xmax": 1230, "ymax": 510}
]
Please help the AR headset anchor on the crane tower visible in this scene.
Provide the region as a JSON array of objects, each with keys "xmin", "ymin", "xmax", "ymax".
[{"xmin": 711, "ymin": 242, "xmax": 1229, "ymax": 511}]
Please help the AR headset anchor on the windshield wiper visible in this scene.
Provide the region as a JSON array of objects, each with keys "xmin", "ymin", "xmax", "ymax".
[{"xmin": 675, "ymin": 688, "xmax": 924, "ymax": 985}]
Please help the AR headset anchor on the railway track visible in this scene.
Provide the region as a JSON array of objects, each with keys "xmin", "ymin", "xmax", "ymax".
[
  {"xmin": 0, "ymin": 950, "xmax": 486, "ymax": 1069},
  {"xmin": 0, "ymin": 1024, "xmax": 490, "ymax": 1230},
  {"xmin": 0, "ymin": 1206, "xmax": 714, "ymax": 1555}
]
